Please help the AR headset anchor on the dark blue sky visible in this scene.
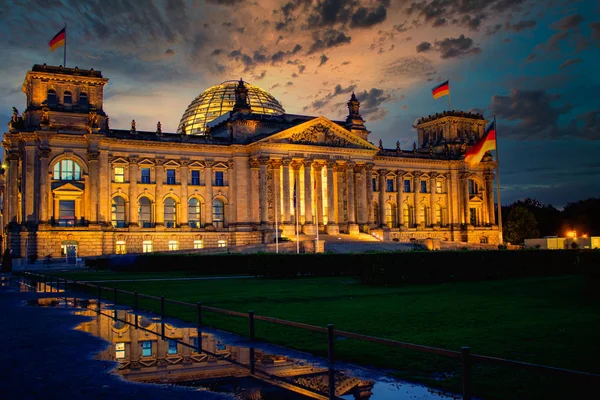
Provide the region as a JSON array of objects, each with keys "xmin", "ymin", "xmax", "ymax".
[{"xmin": 1, "ymin": 0, "xmax": 598, "ymax": 207}]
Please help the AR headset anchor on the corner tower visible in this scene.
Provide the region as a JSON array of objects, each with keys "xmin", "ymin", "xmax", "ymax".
[{"xmin": 413, "ymin": 111, "xmax": 487, "ymax": 155}]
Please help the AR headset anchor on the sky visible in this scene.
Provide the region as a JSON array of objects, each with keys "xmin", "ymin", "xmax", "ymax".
[{"xmin": 0, "ymin": 0, "xmax": 598, "ymax": 208}]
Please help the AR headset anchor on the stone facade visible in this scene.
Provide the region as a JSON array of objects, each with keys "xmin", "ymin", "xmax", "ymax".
[{"xmin": 0, "ymin": 64, "xmax": 500, "ymax": 258}]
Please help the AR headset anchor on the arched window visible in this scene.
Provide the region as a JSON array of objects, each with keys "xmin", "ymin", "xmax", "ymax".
[
  {"xmin": 64, "ymin": 90, "xmax": 72, "ymax": 104},
  {"xmin": 138, "ymin": 197, "xmax": 152, "ymax": 228},
  {"xmin": 435, "ymin": 204, "xmax": 442, "ymax": 225},
  {"xmin": 468, "ymin": 179, "xmax": 479, "ymax": 195},
  {"xmin": 111, "ymin": 196, "xmax": 126, "ymax": 228},
  {"xmin": 403, "ymin": 204, "xmax": 413, "ymax": 227},
  {"xmin": 79, "ymin": 92, "xmax": 88, "ymax": 107},
  {"xmin": 53, "ymin": 160, "xmax": 81, "ymax": 180},
  {"xmin": 164, "ymin": 198, "xmax": 177, "ymax": 228},
  {"xmin": 47, "ymin": 89, "xmax": 57, "ymax": 106},
  {"xmin": 188, "ymin": 198, "xmax": 201, "ymax": 228},
  {"xmin": 213, "ymin": 199, "xmax": 224, "ymax": 228},
  {"xmin": 385, "ymin": 203, "xmax": 396, "ymax": 227}
]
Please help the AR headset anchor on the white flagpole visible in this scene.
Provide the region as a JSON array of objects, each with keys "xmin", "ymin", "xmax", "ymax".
[
  {"xmin": 447, "ymin": 79, "xmax": 451, "ymax": 110},
  {"xmin": 315, "ymin": 177, "xmax": 319, "ymax": 243},
  {"xmin": 494, "ymin": 115, "xmax": 503, "ymax": 245},
  {"xmin": 275, "ymin": 181, "xmax": 279, "ymax": 254},
  {"xmin": 63, "ymin": 22, "xmax": 67, "ymax": 67},
  {"xmin": 295, "ymin": 180, "xmax": 299, "ymax": 254}
]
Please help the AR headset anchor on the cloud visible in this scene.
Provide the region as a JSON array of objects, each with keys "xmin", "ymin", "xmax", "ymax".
[
  {"xmin": 383, "ymin": 56, "xmax": 436, "ymax": 79},
  {"xmin": 355, "ymin": 88, "xmax": 391, "ymax": 120},
  {"xmin": 591, "ymin": 22, "xmax": 600, "ymax": 41},
  {"xmin": 551, "ymin": 14, "xmax": 584, "ymax": 31},
  {"xmin": 534, "ymin": 14, "xmax": 587, "ymax": 55},
  {"xmin": 319, "ymin": 54, "xmax": 329, "ymax": 66},
  {"xmin": 435, "ymin": 34, "xmax": 481, "ymax": 59},
  {"xmin": 350, "ymin": 5, "xmax": 387, "ymax": 28},
  {"xmin": 490, "ymin": 89, "xmax": 578, "ymax": 139},
  {"xmin": 559, "ymin": 58, "xmax": 582, "ymax": 69},
  {"xmin": 416, "ymin": 41, "xmax": 432, "ymax": 53},
  {"xmin": 507, "ymin": 20, "xmax": 537, "ymax": 32},
  {"xmin": 308, "ymin": 29, "xmax": 352, "ymax": 54},
  {"xmin": 165, "ymin": 48, "xmax": 175, "ymax": 56}
]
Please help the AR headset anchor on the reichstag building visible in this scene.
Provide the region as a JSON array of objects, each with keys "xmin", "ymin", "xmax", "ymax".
[{"xmin": 1, "ymin": 64, "xmax": 500, "ymax": 258}]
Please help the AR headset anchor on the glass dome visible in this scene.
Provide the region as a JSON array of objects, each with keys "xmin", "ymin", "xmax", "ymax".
[{"xmin": 177, "ymin": 80, "xmax": 285, "ymax": 135}]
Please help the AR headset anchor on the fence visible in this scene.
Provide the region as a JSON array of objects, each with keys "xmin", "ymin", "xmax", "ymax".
[{"xmin": 21, "ymin": 271, "xmax": 600, "ymax": 400}]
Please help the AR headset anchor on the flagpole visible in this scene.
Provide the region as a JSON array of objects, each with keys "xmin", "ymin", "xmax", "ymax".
[
  {"xmin": 315, "ymin": 177, "xmax": 319, "ymax": 244},
  {"xmin": 63, "ymin": 22, "xmax": 67, "ymax": 67},
  {"xmin": 275, "ymin": 180, "xmax": 279, "ymax": 254},
  {"xmin": 295, "ymin": 180, "xmax": 299, "ymax": 254},
  {"xmin": 447, "ymin": 79, "xmax": 451, "ymax": 110},
  {"xmin": 494, "ymin": 115, "xmax": 503, "ymax": 244}
]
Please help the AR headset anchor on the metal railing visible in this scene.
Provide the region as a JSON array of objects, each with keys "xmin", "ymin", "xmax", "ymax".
[{"xmin": 21, "ymin": 272, "xmax": 600, "ymax": 400}]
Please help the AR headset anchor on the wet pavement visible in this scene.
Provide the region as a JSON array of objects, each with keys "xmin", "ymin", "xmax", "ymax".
[{"xmin": 1, "ymin": 276, "xmax": 462, "ymax": 399}]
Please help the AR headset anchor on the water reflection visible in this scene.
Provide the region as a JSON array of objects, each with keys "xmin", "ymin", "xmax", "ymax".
[{"xmin": 27, "ymin": 295, "xmax": 461, "ymax": 400}]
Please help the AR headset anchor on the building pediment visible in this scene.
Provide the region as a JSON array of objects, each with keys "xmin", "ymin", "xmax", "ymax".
[
  {"xmin": 51, "ymin": 181, "xmax": 84, "ymax": 192},
  {"xmin": 259, "ymin": 116, "xmax": 377, "ymax": 150},
  {"xmin": 469, "ymin": 195, "xmax": 484, "ymax": 203}
]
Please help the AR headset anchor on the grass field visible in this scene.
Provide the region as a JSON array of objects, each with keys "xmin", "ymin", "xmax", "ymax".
[{"xmin": 54, "ymin": 271, "xmax": 599, "ymax": 399}]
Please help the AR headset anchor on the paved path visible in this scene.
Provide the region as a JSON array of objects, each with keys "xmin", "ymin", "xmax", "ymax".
[{"xmin": 0, "ymin": 279, "xmax": 228, "ymax": 400}]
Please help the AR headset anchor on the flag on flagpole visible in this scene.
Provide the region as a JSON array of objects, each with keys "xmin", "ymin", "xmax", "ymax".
[
  {"xmin": 464, "ymin": 121, "xmax": 497, "ymax": 168},
  {"xmin": 49, "ymin": 27, "xmax": 66, "ymax": 52},
  {"xmin": 431, "ymin": 80, "xmax": 449, "ymax": 100}
]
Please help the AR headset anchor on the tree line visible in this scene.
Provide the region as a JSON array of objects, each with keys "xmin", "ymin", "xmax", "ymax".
[{"xmin": 500, "ymin": 198, "xmax": 600, "ymax": 245}]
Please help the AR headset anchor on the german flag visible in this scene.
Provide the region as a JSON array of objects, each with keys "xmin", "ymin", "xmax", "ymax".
[
  {"xmin": 464, "ymin": 121, "xmax": 497, "ymax": 168},
  {"xmin": 49, "ymin": 27, "xmax": 66, "ymax": 52},
  {"xmin": 432, "ymin": 80, "xmax": 449, "ymax": 100}
]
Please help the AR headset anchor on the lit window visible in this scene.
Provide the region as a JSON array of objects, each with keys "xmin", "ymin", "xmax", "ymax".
[
  {"xmin": 142, "ymin": 240, "xmax": 153, "ymax": 253},
  {"xmin": 141, "ymin": 168, "xmax": 151, "ymax": 184},
  {"xmin": 168, "ymin": 340, "xmax": 178, "ymax": 355},
  {"xmin": 53, "ymin": 160, "xmax": 81, "ymax": 180},
  {"xmin": 217, "ymin": 239, "xmax": 227, "ymax": 248},
  {"xmin": 112, "ymin": 197, "xmax": 126, "ymax": 227},
  {"xmin": 404, "ymin": 179, "xmax": 411, "ymax": 192},
  {"xmin": 166, "ymin": 169, "xmax": 176, "ymax": 185},
  {"xmin": 141, "ymin": 341, "xmax": 152, "ymax": 357},
  {"xmin": 115, "ymin": 342, "xmax": 126, "ymax": 359},
  {"xmin": 213, "ymin": 199, "xmax": 224, "ymax": 228},
  {"xmin": 138, "ymin": 197, "xmax": 152, "ymax": 227},
  {"xmin": 116, "ymin": 241, "xmax": 126, "ymax": 254},
  {"xmin": 191, "ymin": 170, "xmax": 200, "ymax": 185},
  {"xmin": 58, "ymin": 200, "xmax": 76, "ymax": 226},
  {"xmin": 387, "ymin": 179, "xmax": 394, "ymax": 192},
  {"xmin": 385, "ymin": 203, "xmax": 395, "ymax": 227},
  {"xmin": 420, "ymin": 180, "xmax": 427, "ymax": 193},
  {"xmin": 188, "ymin": 198, "xmax": 201, "ymax": 228},
  {"xmin": 435, "ymin": 204, "xmax": 442, "ymax": 225},
  {"xmin": 168, "ymin": 240, "xmax": 178, "ymax": 251},
  {"xmin": 193, "ymin": 240, "xmax": 203, "ymax": 249},
  {"xmin": 164, "ymin": 198, "xmax": 176, "ymax": 228},
  {"xmin": 436, "ymin": 180, "xmax": 443, "ymax": 194},
  {"xmin": 215, "ymin": 171, "xmax": 224, "ymax": 186},
  {"xmin": 63, "ymin": 90, "xmax": 72, "ymax": 104},
  {"xmin": 114, "ymin": 166, "xmax": 124, "ymax": 183}
]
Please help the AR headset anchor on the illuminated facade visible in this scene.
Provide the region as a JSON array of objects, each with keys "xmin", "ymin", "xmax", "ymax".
[{"xmin": 1, "ymin": 64, "xmax": 500, "ymax": 258}]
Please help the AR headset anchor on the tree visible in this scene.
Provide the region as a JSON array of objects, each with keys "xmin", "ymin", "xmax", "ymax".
[
  {"xmin": 505, "ymin": 205, "xmax": 540, "ymax": 245},
  {"xmin": 562, "ymin": 198, "xmax": 600, "ymax": 236}
]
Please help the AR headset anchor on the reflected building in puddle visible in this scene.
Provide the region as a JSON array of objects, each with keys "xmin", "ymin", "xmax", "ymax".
[{"xmin": 74, "ymin": 305, "xmax": 374, "ymax": 399}]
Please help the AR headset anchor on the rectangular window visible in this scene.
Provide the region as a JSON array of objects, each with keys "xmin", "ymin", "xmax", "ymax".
[
  {"xmin": 116, "ymin": 241, "xmax": 126, "ymax": 255},
  {"xmin": 387, "ymin": 179, "xmax": 394, "ymax": 192},
  {"xmin": 193, "ymin": 240, "xmax": 204, "ymax": 249},
  {"xmin": 168, "ymin": 240, "xmax": 178, "ymax": 251},
  {"xmin": 142, "ymin": 240, "xmax": 153, "ymax": 253},
  {"xmin": 469, "ymin": 180, "xmax": 478, "ymax": 195},
  {"xmin": 168, "ymin": 340, "xmax": 178, "ymax": 355},
  {"xmin": 215, "ymin": 171, "xmax": 224, "ymax": 186},
  {"xmin": 436, "ymin": 180, "xmax": 443, "ymax": 194},
  {"xmin": 141, "ymin": 168, "xmax": 151, "ymax": 184},
  {"xmin": 420, "ymin": 180, "xmax": 427, "ymax": 193},
  {"xmin": 141, "ymin": 341, "xmax": 152, "ymax": 357},
  {"xmin": 59, "ymin": 200, "xmax": 76, "ymax": 226},
  {"xmin": 217, "ymin": 239, "xmax": 227, "ymax": 248},
  {"xmin": 114, "ymin": 166, "xmax": 125, "ymax": 183},
  {"xmin": 115, "ymin": 342, "xmax": 126, "ymax": 359},
  {"xmin": 404, "ymin": 179, "xmax": 411, "ymax": 193},
  {"xmin": 191, "ymin": 170, "xmax": 200, "ymax": 185},
  {"xmin": 470, "ymin": 208, "xmax": 477, "ymax": 225},
  {"xmin": 166, "ymin": 169, "xmax": 176, "ymax": 185},
  {"xmin": 372, "ymin": 177, "xmax": 377, "ymax": 192}
]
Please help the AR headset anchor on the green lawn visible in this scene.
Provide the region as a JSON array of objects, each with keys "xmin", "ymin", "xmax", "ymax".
[{"xmin": 56, "ymin": 273, "xmax": 599, "ymax": 399}]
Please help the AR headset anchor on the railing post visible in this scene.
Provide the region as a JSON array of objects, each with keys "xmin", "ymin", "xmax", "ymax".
[
  {"xmin": 134, "ymin": 291, "xmax": 139, "ymax": 330},
  {"xmin": 97, "ymin": 284, "xmax": 102, "ymax": 314},
  {"xmin": 328, "ymin": 324, "xmax": 335, "ymax": 400},
  {"xmin": 249, "ymin": 310, "xmax": 255, "ymax": 374},
  {"xmin": 462, "ymin": 346, "xmax": 472, "ymax": 400},
  {"xmin": 160, "ymin": 296, "xmax": 165, "ymax": 339},
  {"xmin": 196, "ymin": 302, "xmax": 202, "ymax": 352}
]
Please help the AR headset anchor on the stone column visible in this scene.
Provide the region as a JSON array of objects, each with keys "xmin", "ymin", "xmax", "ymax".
[
  {"xmin": 98, "ymin": 151, "xmax": 109, "ymax": 225},
  {"xmin": 271, "ymin": 159, "xmax": 282, "ymax": 229},
  {"xmin": 378, "ymin": 169, "xmax": 387, "ymax": 227},
  {"xmin": 448, "ymin": 168, "xmax": 460, "ymax": 226},
  {"xmin": 38, "ymin": 149, "xmax": 51, "ymax": 224},
  {"xmin": 205, "ymin": 160, "xmax": 215, "ymax": 228},
  {"xmin": 282, "ymin": 158, "xmax": 291, "ymax": 224},
  {"xmin": 365, "ymin": 163, "xmax": 374, "ymax": 226},
  {"xmin": 128, "ymin": 158, "xmax": 138, "ymax": 226},
  {"xmin": 460, "ymin": 172, "xmax": 470, "ymax": 225},
  {"xmin": 430, "ymin": 173, "xmax": 437, "ymax": 226},
  {"xmin": 258, "ymin": 157, "xmax": 269, "ymax": 225},
  {"xmin": 180, "ymin": 161, "xmax": 189, "ymax": 225},
  {"xmin": 413, "ymin": 172, "xmax": 422, "ymax": 226},
  {"xmin": 302, "ymin": 159, "xmax": 314, "ymax": 233},
  {"xmin": 326, "ymin": 161, "xmax": 339, "ymax": 234},
  {"xmin": 355, "ymin": 164, "xmax": 367, "ymax": 227},
  {"xmin": 249, "ymin": 158, "xmax": 260, "ymax": 225},
  {"xmin": 24, "ymin": 138, "xmax": 37, "ymax": 224},
  {"xmin": 87, "ymin": 151, "xmax": 99, "ymax": 224},
  {"xmin": 335, "ymin": 164, "xmax": 346, "ymax": 228},
  {"xmin": 313, "ymin": 163, "xmax": 324, "ymax": 233},
  {"xmin": 7, "ymin": 152, "xmax": 20, "ymax": 225},
  {"xmin": 291, "ymin": 161, "xmax": 303, "ymax": 227},
  {"xmin": 396, "ymin": 170, "xmax": 404, "ymax": 227},
  {"xmin": 485, "ymin": 172, "xmax": 496, "ymax": 225},
  {"xmin": 155, "ymin": 159, "xmax": 165, "ymax": 225}
]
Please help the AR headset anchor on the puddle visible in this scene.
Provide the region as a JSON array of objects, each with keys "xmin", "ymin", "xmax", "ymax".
[{"xmin": 27, "ymin": 295, "xmax": 462, "ymax": 400}]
